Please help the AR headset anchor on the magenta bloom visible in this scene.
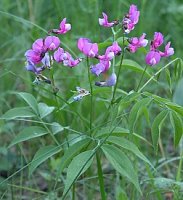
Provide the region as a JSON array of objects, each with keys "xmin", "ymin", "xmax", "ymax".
[
  {"xmin": 90, "ymin": 60, "xmax": 111, "ymax": 76},
  {"xmin": 25, "ymin": 49, "xmax": 43, "ymax": 64},
  {"xmin": 160, "ymin": 42, "xmax": 174, "ymax": 57},
  {"xmin": 52, "ymin": 18, "xmax": 71, "ymax": 34},
  {"xmin": 98, "ymin": 42, "xmax": 121, "ymax": 61},
  {"xmin": 44, "ymin": 36, "xmax": 60, "ymax": 51},
  {"xmin": 54, "ymin": 47, "xmax": 81, "ymax": 67},
  {"xmin": 151, "ymin": 32, "xmax": 164, "ymax": 50},
  {"xmin": 95, "ymin": 73, "xmax": 117, "ymax": 87},
  {"xmin": 145, "ymin": 51, "xmax": 161, "ymax": 66},
  {"xmin": 99, "ymin": 12, "xmax": 116, "ymax": 28},
  {"xmin": 106, "ymin": 42, "xmax": 121, "ymax": 56},
  {"xmin": 32, "ymin": 38, "xmax": 46, "ymax": 53},
  {"xmin": 128, "ymin": 33, "xmax": 148, "ymax": 53},
  {"xmin": 77, "ymin": 38, "xmax": 98, "ymax": 58},
  {"xmin": 123, "ymin": 4, "xmax": 140, "ymax": 33}
]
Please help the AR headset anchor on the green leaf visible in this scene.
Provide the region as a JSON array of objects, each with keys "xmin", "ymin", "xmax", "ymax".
[
  {"xmin": 96, "ymin": 126, "xmax": 129, "ymax": 138},
  {"xmin": 173, "ymin": 78, "xmax": 183, "ymax": 106},
  {"xmin": 166, "ymin": 102, "xmax": 183, "ymax": 116},
  {"xmin": 63, "ymin": 150, "xmax": 94, "ymax": 197},
  {"xmin": 151, "ymin": 110, "xmax": 169, "ymax": 152},
  {"xmin": 18, "ymin": 92, "xmax": 39, "ymax": 115},
  {"xmin": 1, "ymin": 107, "xmax": 36, "ymax": 119},
  {"xmin": 102, "ymin": 144, "xmax": 141, "ymax": 194},
  {"xmin": 119, "ymin": 59, "xmax": 152, "ymax": 78},
  {"xmin": 107, "ymin": 136, "xmax": 153, "ymax": 168},
  {"xmin": 38, "ymin": 102, "xmax": 55, "ymax": 118},
  {"xmin": 29, "ymin": 145, "xmax": 62, "ymax": 175},
  {"xmin": 56, "ymin": 138, "xmax": 90, "ymax": 178},
  {"xmin": 165, "ymin": 69, "xmax": 172, "ymax": 92},
  {"xmin": 51, "ymin": 122, "xmax": 64, "ymax": 135},
  {"xmin": 129, "ymin": 97, "xmax": 152, "ymax": 133},
  {"xmin": 8, "ymin": 126, "xmax": 48, "ymax": 147},
  {"xmin": 170, "ymin": 111, "xmax": 183, "ymax": 147}
]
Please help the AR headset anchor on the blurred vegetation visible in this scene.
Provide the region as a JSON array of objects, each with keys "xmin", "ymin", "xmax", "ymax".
[{"xmin": 0, "ymin": 0, "xmax": 183, "ymax": 199}]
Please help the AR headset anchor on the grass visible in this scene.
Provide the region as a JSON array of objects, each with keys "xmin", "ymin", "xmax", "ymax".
[{"xmin": 0, "ymin": 0, "xmax": 183, "ymax": 199}]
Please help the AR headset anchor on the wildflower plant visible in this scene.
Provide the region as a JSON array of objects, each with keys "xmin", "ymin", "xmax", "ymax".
[{"xmin": 1, "ymin": 3, "xmax": 183, "ymax": 200}]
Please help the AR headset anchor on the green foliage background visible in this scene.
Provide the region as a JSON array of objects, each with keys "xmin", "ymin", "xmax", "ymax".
[{"xmin": 0, "ymin": 0, "xmax": 183, "ymax": 199}]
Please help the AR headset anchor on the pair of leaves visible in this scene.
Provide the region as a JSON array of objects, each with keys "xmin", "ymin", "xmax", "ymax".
[
  {"xmin": 1, "ymin": 92, "xmax": 55, "ymax": 120},
  {"xmin": 102, "ymin": 144, "xmax": 142, "ymax": 194},
  {"xmin": 152, "ymin": 109, "xmax": 183, "ymax": 151},
  {"xmin": 129, "ymin": 97, "xmax": 152, "ymax": 133},
  {"xmin": 151, "ymin": 110, "xmax": 169, "ymax": 152}
]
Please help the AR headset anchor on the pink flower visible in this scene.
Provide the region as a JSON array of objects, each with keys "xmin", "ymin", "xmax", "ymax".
[
  {"xmin": 145, "ymin": 51, "xmax": 161, "ymax": 66},
  {"xmin": 32, "ymin": 38, "xmax": 47, "ymax": 53},
  {"xmin": 159, "ymin": 42, "xmax": 174, "ymax": 57},
  {"xmin": 99, "ymin": 12, "xmax": 117, "ymax": 28},
  {"xmin": 54, "ymin": 47, "xmax": 81, "ymax": 67},
  {"xmin": 150, "ymin": 32, "xmax": 164, "ymax": 50},
  {"xmin": 106, "ymin": 42, "xmax": 121, "ymax": 56},
  {"xmin": 52, "ymin": 18, "xmax": 71, "ymax": 34},
  {"xmin": 98, "ymin": 42, "xmax": 121, "ymax": 61},
  {"xmin": 95, "ymin": 73, "xmax": 117, "ymax": 87},
  {"xmin": 77, "ymin": 38, "xmax": 98, "ymax": 57},
  {"xmin": 44, "ymin": 36, "xmax": 60, "ymax": 51},
  {"xmin": 25, "ymin": 49, "xmax": 43, "ymax": 64},
  {"xmin": 128, "ymin": 33, "xmax": 148, "ymax": 53},
  {"xmin": 123, "ymin": 4, "xmax": 140, "ymax": 33},
  {"xmin": 90, "ymin": 60, "xmax": 111, "ymax": 76}
]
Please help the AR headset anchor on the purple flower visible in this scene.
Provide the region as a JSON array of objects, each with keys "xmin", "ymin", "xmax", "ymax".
[
  {"xmin": 159, "ymin": 42, "xmax": 174, "ymax": 57},
  {"xmin": 77, "ymin": 38, "xmax": 98, "ymax": 57},
  {"xmin": 128, "ymin": 33, "xmax": 148, "ymax": 53},
  {"xmin": 106, "ymin": 42, "xmax": 121, "ymax": 56},
  {"xmin": 123, "ymin": 4, "xmax": 140, "ymax": 33},
  {"xmin": 98, "ymin": 42, "xmax": 121, "ymax": 61},
  {"xmin": 150, "ymin": 32, "xmax": 164, "ymax": 50},
  {"xmin": 145, "ymin": 51, "xmax": 161, "ymax": 66},
  {"xmin": 25, "ymin": 49, "xmax": 43, "ymax": 64},
  {"xmin": 90, "ymin": 60, "xmax": 111, "ymax": 76},
  {"xmin": 95, "ymin": 73, "xmax": 117, "ymax": 87},
  {"xmin": 54, "ymin": 47, "xmax": 81, "ymax": 67},
  {"xmin": 25, "ymin": 60, "xmax": 45, "ymax": 74},
  {"xmin": 53, "ymin": 47, "xmax": 65, "ymax": 63},
  {"xmin": 67, "ymin": 58, "xmax": 82, "ymax": 67},
  {"xmin": 41, "ymin": 52, "xmax": 51, "ymax": 68},
  {"xmin": 32, "ymin": 38, "xmax": 46, "ymax": 53},
  {"xmin": 52, "ymin": 18, "xmax": 71, "ymax": 34},
  {"xmin": 44, "ymin": 36, "xmax": 60, "ymax": 51},
  {"xmin": 99, "ymin": 12, "xmax": 117, "ymax": 28}
]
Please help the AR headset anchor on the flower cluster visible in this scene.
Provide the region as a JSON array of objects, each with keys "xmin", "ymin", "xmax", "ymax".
[
  {"xmin": 145, "ymin": 32, "xmax": 174, "ymax": 66},
  {"xmin": 128, "ymin": 33, "xmax": 148, "ymax": 53},
  {"xmin": 123, "ymin": 4, "xmax": 140, "ymax": 33},
  {"xmin": 24, "ymin": 4, "xmax": 175, "ymax": 97},
  {"xmin": 25, "ymin": 18, "xmax": 82, "ymax": 83}
]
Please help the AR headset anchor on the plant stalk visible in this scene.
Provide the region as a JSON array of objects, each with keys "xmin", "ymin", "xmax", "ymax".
[
  {"xmin": 96, "ymin": 152, "xmax": 106, "ymax": 200},
  {"xmin": 111, "ymin": 34, "xmax": 125, "ymax": 104},
  {"xmin": 87, "ymin": 57, "xmax": 93, "ymax": 132}
]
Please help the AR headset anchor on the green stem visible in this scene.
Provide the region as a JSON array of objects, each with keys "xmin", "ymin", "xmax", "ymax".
[
  {"xmin": 40, "ymin": 117, "xmax": 60, "ymax": 146},
  {"xmin": 176, "ymin": 151, "xmax": 183, "ymax": 181},
  {"xmin": 138, "ymin": 58, "xmax": 180, "ymax": 92},
  {"xmin": 111, "ymin": 34, "xmax": 125, "ymax": 104},
  {"xmin": 72, "ymin": 183, "xmax": 75, "ymax": 200},
  {"xmin": 87, "ymin": 57, "xmax": 93, "ymax": 132},
  {"xmin": 136, "ymin": 65, "xmax": 148, "ymax": 92},
  {"xmin": 96, "ymin": 152, "xmax": 106, "ymax": 200}
]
